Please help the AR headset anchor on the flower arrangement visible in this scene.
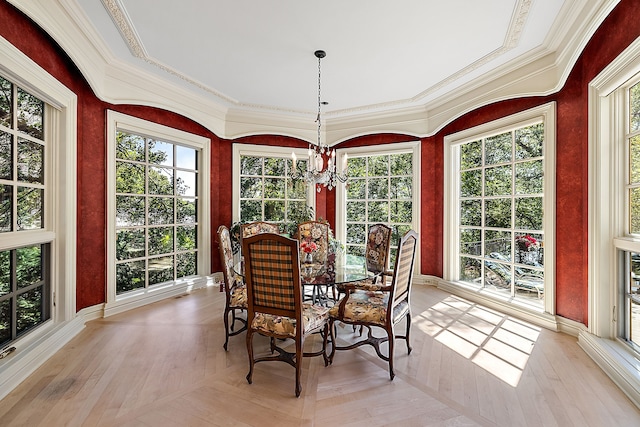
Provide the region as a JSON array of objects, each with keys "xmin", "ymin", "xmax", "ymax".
[
  {"xmin": 515, "ymin": 234, "xmax": 540, "ymax": 251},
  {"xmin": 300, "ymin": 240, "xmax": 318, "ymax": 254}
]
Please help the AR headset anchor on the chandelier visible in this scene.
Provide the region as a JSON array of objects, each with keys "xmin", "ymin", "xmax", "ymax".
[{"xmin": 290, "ymin": 50, "xmax": 348, "ymax": 192}]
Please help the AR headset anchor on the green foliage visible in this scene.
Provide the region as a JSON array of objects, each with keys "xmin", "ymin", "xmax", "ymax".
[
  {"xmin": 458, "ymin": 122, "xmax": 546, "ymax": 294},
  {"xmin": 114, "ymin": 132, "xmax": 199, "ymax": 293},
  {"xmin": 0, "ymin": 244, "xmax": 47, "ymax": 347},
  {"xmin": 16, "ymin": 87, "xmax": 43, "ymax": 140}
]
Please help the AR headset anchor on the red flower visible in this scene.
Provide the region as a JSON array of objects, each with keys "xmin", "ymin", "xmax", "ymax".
[{"xmin": 300, "ymin": 240, "xmax": 318, "ymax": 254}]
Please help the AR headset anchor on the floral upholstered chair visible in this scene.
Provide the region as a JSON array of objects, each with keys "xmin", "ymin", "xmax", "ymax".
[
  {"xmin": 365, "ymin": 223, "xmax": 393, "ymax": 277},
  {"xmin": 242, "ymin": 233, "xmax": 330, "ymax": 397},
  {"xmin": 335, "ymin": 223, "xmax": 392, "ymax": 300},
  {"xmin": 217, "ymin": 225, "xmax": 248, "ymax": 351},
  {"xmin": 328, "ymin": 230, "xmax": 418, "ymax": 380},
  {"xmin": 296, "ymin": 220, "xmax": 329, "ymax": 264},
  {"xmin": 240, "ymin": 221, "xmax": 280, "ymax": 245}
]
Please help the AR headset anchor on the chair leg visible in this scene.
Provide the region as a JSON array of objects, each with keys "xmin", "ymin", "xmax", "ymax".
[
  {"xmin": 322, "ymin": 323, "xmax": 329, "ymax": 367},
  {"xmin": 405, "ymin": 312, "xmax": 413, "ymax": 354},
  {"xmin": 388, "ymin": 327, "xmax": 395, "ymax": 381},
  {"xmin": 295, "ymin": 337, "xmax": 303, "ymax": 397},
  {"xmin": 223, "ymin": 308, "xmax": 230, "ymax": 351},
  {"xmin": 328, "ymin": 319, "xmax": 337, "ymax": 364},
  {"xmin": 246, "ymin": 329, "xmax": 255, "ymax": 385}
]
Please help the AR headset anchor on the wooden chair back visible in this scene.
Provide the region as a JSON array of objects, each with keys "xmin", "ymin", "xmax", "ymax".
[{"xmin": 243, "ymin": 233, "xmax": 302, "ymax": 331}]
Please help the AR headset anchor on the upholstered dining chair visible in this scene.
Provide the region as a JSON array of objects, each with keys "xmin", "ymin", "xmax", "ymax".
[
  {"xmin": 328, "ymin": 229, "xmax": 418, "ymax": 380},
  {"xmin": 297, "ymin": 220, "xmax": 331, "ymax": 303},
  {"xmin": 242, "ymin": 233, "xmax": 330, "ymax": 397},
  {"xmin": 334, "ymin": 223, "xmax": 392, "ymax": 300},
  {"xmin": 296, "ymin": 220, "xmax": 330, "ymax": 264},
  {"xmin": 217, "ymin": 225, "xmax": 248, "ymax": 351},
  {"xmin": 240, "ymin": 221, "xmax": 280, "ymax": 244}
]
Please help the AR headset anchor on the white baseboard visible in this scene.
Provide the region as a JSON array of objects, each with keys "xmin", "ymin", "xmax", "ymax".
[
  {"xmin": 0, "ymin": 275, "xmax": 218, "ymax": 401},
  {"xmin": 432, "ymin": 275, "xmax": 560, "ymax": 331},
  {"xmin": 578, "ymin": 331, "xmax": 640, "ymax": 409},
  {"xmin": 0, "ymin": 315, "xmax": 85, "ymax": 401},
  {"xmin": 103, "ymin": 275, "xmax": 213, "ymax": 318}
]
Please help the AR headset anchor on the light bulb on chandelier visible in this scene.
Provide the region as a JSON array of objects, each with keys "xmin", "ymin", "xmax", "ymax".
[{"xmin": 289, "ymin": 50, "xmax": 349, "ymax": 192}]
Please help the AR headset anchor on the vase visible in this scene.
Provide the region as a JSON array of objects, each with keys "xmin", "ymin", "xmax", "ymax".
[{"xmin": 304, "ymin": 252, "xmax": 313, "ymax": 264}]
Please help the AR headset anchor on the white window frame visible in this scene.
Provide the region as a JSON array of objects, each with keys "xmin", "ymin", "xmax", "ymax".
[
  {"xmin": 442, "ymin": 103, "xmax": 556, "ymax": 324},
  {"xmin": 105, "ymin": 111, "xmax": 210, "ymax": 317},
  {"xmin": 335, "ymin": 141, "xmax": 421, "ymax": 272},
  {"xmin": 585, "ymin": 36, "xmax": 640, "ymax": 408},
  {"xmin": 232, "ymin": 144, "xmax": 316, "ymax": 223},
  {"xmin": 0, "ymin": 37, "xmax": 77, "ymax": 401}
]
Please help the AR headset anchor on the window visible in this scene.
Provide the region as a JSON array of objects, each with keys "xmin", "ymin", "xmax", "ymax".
[
  {"xmin": 0, "ymin": 75, "xmax": 50, "ymax": 347},
  {"xmin": 106, "ymin": 111, "xmax": 210, "ymax": 312},
  {"xmin": 588, "ymin": 38, "xmax": 640, "ymax": 404},
  {"xmin": 335, "ymin": 141, "xmax": 420, "ymax": 266},
  {"xmin": 0, "ymin": 35, "xmax": 76, "ymax": 402},
  {"xmin": 615, "ymin": 77, "xmax": 640, "ymax": 352},
  {"xmin": 444, "ymin": 104, "xmax": 555, "ymax": 313},
  {"xmin": 233, "ymin": 144, "xmax": 315, "ymax": 233}
]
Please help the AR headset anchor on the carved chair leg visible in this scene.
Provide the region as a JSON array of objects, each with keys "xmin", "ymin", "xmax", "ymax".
[
  {"xmin": 405, "ymin": 312, "xmax": 413, "ymax": 354},
  {"xmin": 322, "ymin": 323, "xmax": 330, "ymax": 366},
  {"xmin": 388, "ymin": 328, "xmax": 395, "ymax": 380},
  {"xmin": 295, "ymin": 338, "xmax": 303, "ymax": 397},
  {"xmin": 223, "ymin": 308, "xmax": 230, "ymax": 351},
  {"xmin": 246, "ymin": 329, "xmax": 255, "ymax": 385},
  {"xmin": 328, "ymin": 319, "xmax": 337, "ymax": 364}
]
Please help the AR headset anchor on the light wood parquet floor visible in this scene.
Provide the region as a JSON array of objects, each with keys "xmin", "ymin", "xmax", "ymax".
[{"xmin": 1, "ymin": 284, "xmax": 639, "ymax": 426}]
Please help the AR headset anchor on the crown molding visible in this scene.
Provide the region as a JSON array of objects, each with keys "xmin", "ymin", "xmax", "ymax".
[{"xmin": 6, "ymin": 0, "xmax": 622, "ymax": 143}]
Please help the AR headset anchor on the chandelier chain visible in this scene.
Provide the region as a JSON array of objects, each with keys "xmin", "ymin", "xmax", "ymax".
[
  {"xmin": 317, "ymin": 53, "xmax": 323, "ymax": 153},
  {"xmin": 287, "ymin": 49, "xmax": 349, "ymax": 192}
]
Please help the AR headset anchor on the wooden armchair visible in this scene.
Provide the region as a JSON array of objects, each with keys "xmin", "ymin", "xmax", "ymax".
[
  {"xmin": 217, "ymin": 225, "xmax": 248, "ymax": 351},
  {"xmin": 240, "ymin": 221, "xmax": 280, "ymax": 246},
  {"xmin": 296, "ymin": 220, "xmax": 330, "ymax": 263},
  {"xmin": 328, "ymin": 229, "xmax": 418, "ymax": 380},
  {"xmin": 335, "ymin": 223, "xmax": 392, "ymax": 300},
  {"xmin": 242, "ymin": 233, "xmax": 330, "ymax": 397}
]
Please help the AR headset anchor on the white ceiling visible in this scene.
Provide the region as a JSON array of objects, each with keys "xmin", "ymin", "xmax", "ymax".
[{"xmin": 8, "ymin": 0, "xmax": 619, "ymax": 141}]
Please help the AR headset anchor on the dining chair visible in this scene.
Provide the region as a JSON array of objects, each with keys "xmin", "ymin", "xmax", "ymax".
[
  {"xmin": 328, "ymin": 229, "xmax": 418, "ymax": 380},
  {"xmin": 240, "ymin": 221, "xmax": 280, "ymax": 245},
  {"xmin": 296, "ymin": 220, "xmax": 330, "ymax": 263},
  {"xmin": 242, "ymin": 232, "xmax": 330, "ymax": 397},
  {"xmin": 217, "ymin": 225, "xmax": 248, "ymax": 351},
  {"xmin": 297, "ymin": 220, "xmax": 330, "ymax": 303},
  {"xmin": 334, "ymin": 223, "xmax": 392, "ymax": 300}
]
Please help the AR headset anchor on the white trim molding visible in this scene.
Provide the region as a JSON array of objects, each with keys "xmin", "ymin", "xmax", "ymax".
[
  {"xmin": 105, "ymin": 110, "xmax": 211, "ymax": 315},
  {"xmin": 443, "ymin": 102, "xmax": 556, "ymax": 319},
  {"xmin": 587, "ymin": 34, "xmax": 640, "ymax": 410},
  {"xmin": 7, "ymin": 0, "xmax": 622, "ymax": 144},
  {"xmin": 0, "ymin": 34, "xmax": 78, "ymax": 402}
]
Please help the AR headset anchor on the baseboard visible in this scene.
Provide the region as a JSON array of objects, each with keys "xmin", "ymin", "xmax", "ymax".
[
  {"xmin": 0, "ymin": 315, "xmax": 86, "ymax": 401},
  {"xmin": 103, "ymin": 275, "xmax": 214, "ymax": 318},
  {"xmin": 0, "ymin": 275, "xmax": 219, "ymax": 401},
  {"xmin": 578, "ymin": 331, "xmax": 640, "ymax": 409},
  {"xmin": 431, "ymin": 275, "xmax": 560, "ymax": 332}
]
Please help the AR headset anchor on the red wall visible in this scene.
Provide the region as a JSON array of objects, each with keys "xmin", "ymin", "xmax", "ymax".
[{"xmin": 2, "ymin": 0, "xmax": 640, "ymax": 324}]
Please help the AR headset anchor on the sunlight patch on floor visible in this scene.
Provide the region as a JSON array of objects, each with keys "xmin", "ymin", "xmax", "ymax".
[{"xmin": 414, "ymin": 295, "xmax": 540, "ymax": 386}]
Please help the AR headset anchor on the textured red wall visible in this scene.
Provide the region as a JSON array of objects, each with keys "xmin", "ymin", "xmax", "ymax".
[
  {"xmin": 4, "ymin": 0, "xmax": 640, "ymax": 324},
  {"xmin": 0, "ymin": 1, "xmax": 225, "ymax": 310}
]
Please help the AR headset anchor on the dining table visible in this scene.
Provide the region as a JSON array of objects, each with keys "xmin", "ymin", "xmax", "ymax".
[{"xmin": 299, "ymin": 253, "xmax": 374, "ymax": 306}]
